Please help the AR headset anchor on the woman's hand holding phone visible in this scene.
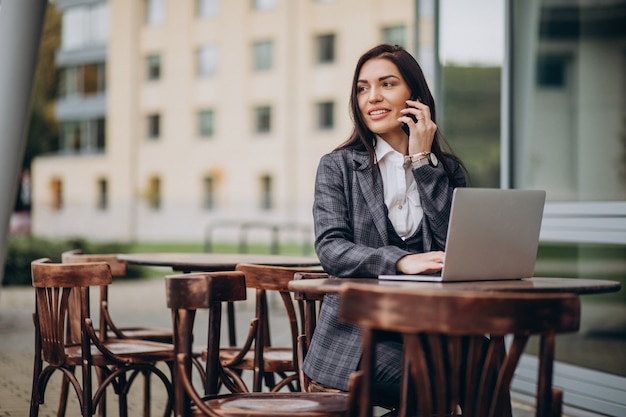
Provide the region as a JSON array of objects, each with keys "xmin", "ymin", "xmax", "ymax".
[
  {"xmin": 399, "ymin": 96, "xmax": 437, "ymax": 156},
  {"xmin": 400, "ymin": 95, "xmax": 420, "ymax": 136}
]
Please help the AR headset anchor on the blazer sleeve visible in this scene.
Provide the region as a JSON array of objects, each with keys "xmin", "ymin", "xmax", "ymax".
[
  {"xmin": 412, "ymin": 155, "xmax": 467, "ymax": 251},
  {"xmin": 313, "ymin": 152, "xmax": 410, "ymax": 278}
]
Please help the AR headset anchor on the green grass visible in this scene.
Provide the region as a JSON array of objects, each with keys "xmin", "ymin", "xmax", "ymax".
[{"xmin": 126, "ymin": 242, "xmax": 313, "ymax": 256}]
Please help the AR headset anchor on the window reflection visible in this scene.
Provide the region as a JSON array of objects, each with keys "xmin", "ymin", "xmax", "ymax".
[
  {"xmin": 512, "ymin": 0, "xmax": 626, "ymax": 202},
  {"xmin": 508, "ymin": 0, "xmax": 626, "ymax": 380},
  {"xmin": 439, "ymin": 0, "xmax": 503, "ymax": 188},
  {"xmin": 532, "ymin": 242, "xmax": 626, "ymax": 377},
  {"xmin": 440, "ymin": 0, "xmax": 626, "ymax": 381}
]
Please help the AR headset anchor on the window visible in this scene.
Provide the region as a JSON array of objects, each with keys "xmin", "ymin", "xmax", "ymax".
[
  {"xmin": 90, "ymin": 2, "xmax": 108, "ymax": 44},
  {"xmin": 315, "ymin": 33, "xmax": 335, "ymax": 64},
  {"xmin": 63, "ymin": 121, "xmax": 81, "ymax": 152},
  {"xmin": 50, "ymin": 178, "xmax": 63, "ymax": 210},
  {"xmin": 536, "ymin": 55, "xmax": 569, "ymax": 88},
  {"xmin": 198, "ymin": 109, "xmax": 215, "ymax": 137},
  {"xmin": 260, "ymin": 175, "xmax": 272, "ymax": 210},
  {"xmin": 316, "ymin": 101, "xmax": 335, "ymax": 130},
  {"xmin": 82, "ymin": 63, "xmax": 105, "ymax": 95},
  {"xmin": 202, "ymin": 176, "xmax": 215, "ymax": 209},
  {"xmin": 197, "ymin": 45, "xmax": 218, "ymax": 77},
  {"xmin": 60, "ymin": 118, "xmax": 106, "ymax": 153},
  {"xmin": 382, "ymin": 25, "xmax": 406, "ymax": 47},
  {"xmin": 146, "ymin": 54, "xmax": 161, "ymax": 81},
  {"xmin": 253, "ymin": 40, "xmax": 273, "ymax": 71},
  {"xmin": 147, "ymin": 176, "xmax": 161, "ymax": 209},
  {"xmin": 197, "ymin": 0, "xmax": 218, "ymax": 18},
  {"xmin": 254, "ymin": 106, "xmax": 272, "ymax": 134},
  {"xmin": 97, "ymin": 178, "xmax": 108, "ymax": 210},
  {"xmin": 440, "ymin": 0, "xmax": 502, "ymax": 188},
  {"xmin": 145, "ymin": 0, "xmax": 165, "ymax": 25},
  {"xmin": 509, "ymin": 0, "xmax": 626, "ymax": 388},
  {"xmin": 96, "ymin": 118, "xmax": 106, "ymax": 150},
  {"xmin": 147, "ymin": 114, "xmax": 161, "ymax": 139},
  {"xmin": 58, "ymin": 63, "xmax": 106, "ymax": 99},
  {"xmin": 253, "ymin": 0, "xmax": 277, "ymax": 10},
  {"xmin": 61, "ymin": 3, "xmax": 109, "ymax": 50},
  {"xmin": 59, "ymin": 67, "xmax": 79, "ymax": 98}
]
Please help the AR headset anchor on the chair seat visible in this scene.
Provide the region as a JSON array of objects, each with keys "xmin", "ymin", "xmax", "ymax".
[
  {"xmin": 192, "ymin": 392, "xmax": 349, "ymax": 416},
  {"xmin": 106, "ymin": 327, "xmax": 173, "ymax": 343},
  {"xmin": 218, "ymin": 347, "xmax": 293, "ymax": 372},
  {"xmin": 63, "ymin": 339, "xmax": 175, "ymax": 366}
]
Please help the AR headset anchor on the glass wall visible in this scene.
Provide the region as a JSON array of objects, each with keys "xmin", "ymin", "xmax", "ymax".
[
  {"xmin": 440, "ymin": 0, "xmax": 626, "ymax": 380},
  {"xmin": 511, "ymin": 0, "xmax": 626, "ymax": 202},
  {"xmin": 439, "ymin": 0, "xmax": 503, "ymax": 188},
  {"xmin": 508, "ymin": 0, "xmax": 626, "ymax": 378}
]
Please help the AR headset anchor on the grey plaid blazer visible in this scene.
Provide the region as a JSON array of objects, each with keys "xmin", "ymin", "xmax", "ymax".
[{"xmin": 302, "ymin": 147, "xmax": 466, "ymax": 391}]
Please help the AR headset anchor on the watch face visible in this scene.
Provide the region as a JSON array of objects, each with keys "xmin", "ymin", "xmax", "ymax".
[{"xmin": 429, "ymin": 153, "xmax": 439, "ymax": 167}]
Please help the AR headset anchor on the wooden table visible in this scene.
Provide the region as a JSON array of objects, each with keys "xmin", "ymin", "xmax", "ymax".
[
  {"xmin": 289, "ymin": 276, "xmax": 621, "ymax": 416},
  {"xmin": 118, "ymin": 252, "xmax": 321, "ymax": 272},
  {"xmin": 118, "ymin": 252, "xmax": 321, "ymax": 346},
  {"xmin": 288, "ymin": 276, "xmax": 621, "ymax": 296}
]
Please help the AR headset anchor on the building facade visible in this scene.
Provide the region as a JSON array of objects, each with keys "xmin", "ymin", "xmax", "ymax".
[{"xmin": 33, "ymin": 0, "xmax": 421, "ymax": 242}]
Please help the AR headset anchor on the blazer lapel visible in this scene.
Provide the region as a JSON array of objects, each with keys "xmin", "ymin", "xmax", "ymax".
[{"xmin": 352, "ymin": 150, "xmax": 390, "ymax": 245}]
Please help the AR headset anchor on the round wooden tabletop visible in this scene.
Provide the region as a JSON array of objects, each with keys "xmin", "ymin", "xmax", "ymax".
[
  {"xmin": 118, "ymin": 252, "xmax": 320, "ymax": 272},
  {"xmin": 288, "ymin": 277, "xmax": 622, "ymax": 296}
]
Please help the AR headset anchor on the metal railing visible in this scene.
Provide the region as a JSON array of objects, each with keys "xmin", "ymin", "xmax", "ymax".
[{"xmin": 203, "ymin": 221, "xmax": 314, "ymax": 255}]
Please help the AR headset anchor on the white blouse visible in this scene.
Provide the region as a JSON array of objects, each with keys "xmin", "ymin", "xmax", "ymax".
[{"xmin": 374, "ymin": 136, "xmax": 424, "ymax": 240}]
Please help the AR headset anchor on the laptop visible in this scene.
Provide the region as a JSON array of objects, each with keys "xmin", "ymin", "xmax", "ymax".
[{"xmin": 379, "ymin": 188, "xmax": 546, "ymax": 282}]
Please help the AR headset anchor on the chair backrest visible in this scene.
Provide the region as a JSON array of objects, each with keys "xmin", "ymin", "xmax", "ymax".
[
  {"xmin": 31, "ymin": 258, "xmax": 112, "ymax": 365},
  {"xmin": 338, "ymin": 284, "xmax": 581, "ymax": 417},
  {"xmin": 165, "ymin": 271, "xmax": 247, "ymax": 415},
  {"xmin": 233, "ymin": 263, "xmax": 323, "ymax": 391},
  {"xmin": 61, "ymin": 249, "xmax": 127, "ymax": 275},
  {"xmin": 61, "ymin": 249, "xmax": 126, "ymax": 342}
]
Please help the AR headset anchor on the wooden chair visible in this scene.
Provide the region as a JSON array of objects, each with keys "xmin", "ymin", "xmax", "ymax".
[
  {"xmin": 166, "ymin": 271, "xmax": 353, "ymax": 417},
  {"xmin": 293, "ymin": 274, "xmax": 397, "ymax": 417},
  {"xmin": 61, "ymin": 249, "xmax": 173, "ymax": 343},
  {"xmin": 338, "ymin": 284, "xmax": 581, "ymax": 417},
  {"xmin": 217, "ymin": 263, "xmax": 323, "ymax": 392},
  {"xmin": 292, "ymin": 271, "xmax": 328, "ymax": 393},
  {"xmin": 29, "ymin": 258, "xmax": 175, "ymax": 417}
]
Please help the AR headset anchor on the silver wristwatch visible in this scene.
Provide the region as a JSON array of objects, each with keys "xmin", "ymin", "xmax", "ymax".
[{"xmin": 408, "ymin": 152, "xmax": 438, "ymax": 168}]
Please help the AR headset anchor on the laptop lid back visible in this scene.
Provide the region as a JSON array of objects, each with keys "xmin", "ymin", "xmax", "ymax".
[{"xmin": 440, "ymin": 188, "xmax": 546, "ymax": 281}]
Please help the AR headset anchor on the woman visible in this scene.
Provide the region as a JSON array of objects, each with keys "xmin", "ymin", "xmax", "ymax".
[{"xmin": 302, "ymin": 44, "xmax": 467, "ymax": 405}]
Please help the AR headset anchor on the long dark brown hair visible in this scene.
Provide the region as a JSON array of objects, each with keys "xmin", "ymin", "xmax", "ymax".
[{"xmin": 336, "ymin": 44, "xmax": 467, "ymax": 187}]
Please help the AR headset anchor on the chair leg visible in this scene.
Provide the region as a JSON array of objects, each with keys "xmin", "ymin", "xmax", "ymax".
[
  {"xmin": 30, "ymin": 314, "xmax": 43, "ymax": 417},
  {"xmin": 551, "ymin": 388, "xmax": 563, "ymax": 417},
  {"xmin": 95, "ymin": 366, "xmax": 107, "ymax": 417},
  {"xmin": 29, "ymin": 373, "xmax": 41, "ymax": 417},
  {"xmin": 57, "ymin": 368, "xmax": 73, "ymax": 417},
  {"xmin": 117, "ymin": 371, "xmax": 129, "ymax": 417},
  {"xmin": 143, "ymin": 369, "xmax": 151, "ymax": 417}
]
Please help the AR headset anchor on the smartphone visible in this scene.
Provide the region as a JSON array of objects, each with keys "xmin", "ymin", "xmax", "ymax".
[{"xmin": 401, "ymin": 95, "xmax": 421, "ymax": 136}]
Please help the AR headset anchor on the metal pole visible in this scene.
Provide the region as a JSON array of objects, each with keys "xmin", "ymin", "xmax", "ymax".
[{"xmin": 0, "ymin": 0, "xmax": 48, "ymax": 285}]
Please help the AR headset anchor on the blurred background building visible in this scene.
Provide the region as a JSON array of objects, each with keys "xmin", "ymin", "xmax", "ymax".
[
  {"xmin": 33, "ymin": 0, "xmax": 429, "ymax": 242},
  {"xmin": 4, "ymin": 0, "xmax": 625, "ymax": 415}
]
